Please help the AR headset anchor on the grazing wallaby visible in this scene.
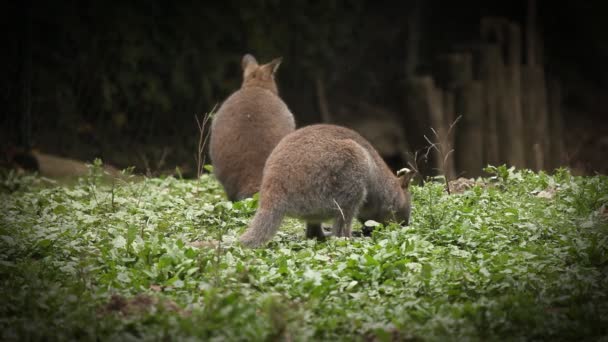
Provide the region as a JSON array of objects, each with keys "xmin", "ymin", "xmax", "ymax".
[
  {"xmin": 239, "ymin": 124, "xmax": 416, "ymax": 248},
  {"xmin": 209, "ymin": 54, "xmax": 296, "ymax": 201},
  {"xmin": 4, "ymin": 146, "xmax": 121, "ymax": 179}
]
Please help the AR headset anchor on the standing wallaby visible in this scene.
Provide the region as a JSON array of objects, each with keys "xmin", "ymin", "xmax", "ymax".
[
  {"xmin": 239, "ymin": 124, "xmax": 416, "ymax": 248},
  {"xmin": 209, "ymin": 54, "xmax": 296, "ymax": 201}
]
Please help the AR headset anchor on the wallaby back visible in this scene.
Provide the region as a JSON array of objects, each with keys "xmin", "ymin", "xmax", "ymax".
[
  {"xmin": 4, "ymin": 146, "xmax": 121, "ymax": 179},
  {"xmin": 240, "ymin": 124, "xmax": 415, "ymax": 248},
  {"xmin": 209, "ymin": 54, "xmax": 295, "ymax": 201}
]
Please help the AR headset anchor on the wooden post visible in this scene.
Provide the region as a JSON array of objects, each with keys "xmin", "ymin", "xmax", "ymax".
[
  {"xmin": 478, "ymin": 43, "xmax": 502, "ymax": 168},
  {"xmin": 433, "ymin": 52, "xmax": 475, "ymax": 178},
  {"xmin": 548, "ymin": 78, "xmax": 565, "ymax": 169},
  {"xmin": 521, "ymin": 66, "xmax": 537, "ymax": 169},
  {"xmin": 454, "ymin": 81, "xmax": 484, "ymax": 177},
  {"xmin": 480, "ymin": 17, "xmax": 527, "ymax": 169},
  {"xmin": 20, "ymin": 2, "xmax": 33, "ymax": 150},
  {"xmin": 402, "ymin": 0, "xmax": 430, "ymax": 172},
  {"xmin": 537, "ymin": 67, "xmax": 549, "ymax": 171},
  {"xmin": 405, "ymin": 0, "xmax": 422, "ymax": 77},
  {"xmin": 521, "ymin": 65, "xmax": 549, "ymax": 171},
  {"xmin": 481, "ymin": 17, "xmax": 512, "ymax": 167},
  {"xmin": 526, "ymin": 0, "xmax": 537, "ymax": 66},
  {"xmin": 434, "ymin": 53, "xmax": 473, "ymax": 90},
  {"xmin": 426, "ymin": 82, "xmax": 446, "ymax": 172},
  {"xmin": 442, "ymin": 90, "xmax": 456, "ymax": 178},
  {"xmin": 501, "ymin": 22, "xmax": 526, "ymax": 168},
  {"xmin": 403, "ymin": 77, "xmax": 435, "ymax": 176},
  {"xmin": 521, "ymin": 0, "xmax": 549, "ymax": 171},
  {"xmin": 404, "ymin": 76, "xmax": 454, "ymax": 178}
]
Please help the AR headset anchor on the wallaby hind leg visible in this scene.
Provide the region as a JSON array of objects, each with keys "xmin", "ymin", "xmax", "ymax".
[
  {"xmin": 306, "ymin": 223, "xmax": 331, "ymax": 241},
  {"xmin": 332, "ymin": 208, "xmax": 356, "ymax": 238}
]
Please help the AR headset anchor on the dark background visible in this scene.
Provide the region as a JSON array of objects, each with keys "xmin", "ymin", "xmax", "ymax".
[{"xmin": 2, "ymin": 0, "xmax": 607, "ymax": 176}]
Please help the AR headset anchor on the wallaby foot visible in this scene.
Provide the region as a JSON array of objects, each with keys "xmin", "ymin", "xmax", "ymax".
[
  {"xmin": 351, "ymin": 230, "xmax": 366, "ymax": 237},
  {"xmin": 350, "ymin": 228, "xmax": 373, "ymax": 237},
  {"xmin": 239, "ymin": 231, "xmax": 265, "ymax": 248},
  {"xmin": 306, "ymin": 223, "xmax": 332, "ymax": 241},
  {"xmin": 361, "ymin": 225, "xmax": 374, "ymax": 237},
  {"xmin": 332, "ymin": 210, "xmax": 355, "ymax": 238}
]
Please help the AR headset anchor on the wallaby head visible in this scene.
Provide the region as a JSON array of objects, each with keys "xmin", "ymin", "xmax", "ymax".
[
  {"xmin": 360, "ymin": 167, "xmax": 415, "ymax": 237},
  {"xmin": 393, "ymin": 167, "xmax": 417, "ymax": 223},
  {"xmin": 241, "ymin": 54, "xmax": 282, "ymax": 95},
  {"xmin": 3, "ymin": 145, "xmax": 38, "ymax": 172}
]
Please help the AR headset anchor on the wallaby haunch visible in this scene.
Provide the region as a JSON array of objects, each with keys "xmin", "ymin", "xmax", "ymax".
[
  {"xmin": 240, "ymin": 124, "xmax": 416, "ymax": 248},
  {"xmin": 209, "ymin": 54, "xmax": 295, "ymax": 201}
]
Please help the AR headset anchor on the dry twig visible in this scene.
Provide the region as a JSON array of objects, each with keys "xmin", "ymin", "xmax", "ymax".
[{"xmin": 195, "ymin": 104, "xmax": 217, "ymax": 178}]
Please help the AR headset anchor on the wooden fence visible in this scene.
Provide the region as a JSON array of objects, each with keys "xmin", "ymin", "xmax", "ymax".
[{"xmin": 405, "ymin": 17, "xmax": 564, "ymax": 178}]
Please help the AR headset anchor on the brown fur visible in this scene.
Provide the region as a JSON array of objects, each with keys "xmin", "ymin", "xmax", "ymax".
[
  {"xmin": 4, "ymin": 147, "xmax": 121, "ymax": 179},
  {"xmin": 240, "ymin": 124, "xmax": 415, "ymax": 248},
  {"xmin": 209, "ymin": 54, "xmax": 295, "ymax": 201}
]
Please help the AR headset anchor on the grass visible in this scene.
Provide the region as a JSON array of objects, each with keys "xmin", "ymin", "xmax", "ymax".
[{"xmin": 0, "ymin": 163, "xmax": 607, "ymax": 341}]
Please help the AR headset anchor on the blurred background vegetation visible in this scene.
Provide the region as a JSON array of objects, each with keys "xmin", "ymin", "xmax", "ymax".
[{"xmin": 1, "ymin": 0, "xmax": 607, "ymax": 177}]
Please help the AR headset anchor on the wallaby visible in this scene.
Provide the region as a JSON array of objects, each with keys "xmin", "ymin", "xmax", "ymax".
[
  {"xmin": 239, "ymin": 124, "xmax": 416, "ymax": 248},
  {"xmin": 3, "ymin": 146, "xmax": 122, "ymax": 179},
  {"xmin": 209, "ymin": 54, "xmax": 296, "ymax": 201}
]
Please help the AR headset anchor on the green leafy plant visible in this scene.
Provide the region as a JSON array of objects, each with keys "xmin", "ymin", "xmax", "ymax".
[{"xmin": 0, "ymin": 167, "xmax": 607, "ymax": 340}]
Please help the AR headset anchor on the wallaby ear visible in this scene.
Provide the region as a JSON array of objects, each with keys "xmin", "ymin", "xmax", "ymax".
[
  {"xmin": 265, "ymin": 57, "xmax": 283, "ymax": 75},
  {"xmin": 242, "ymin": 54, "xmax": 258, "ymax": 71},
  {"xmin": 397, "ymin": 168, "xmax": 416, "ymax": 189}
]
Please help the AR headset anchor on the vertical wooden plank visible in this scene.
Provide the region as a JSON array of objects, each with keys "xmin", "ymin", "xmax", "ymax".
[
  {"xmin": 455, "ymin": 81, "xmax": 484, "ymax": 177},
  {"xmin": 427, "ymin": 82, "xmax": 448, "ymax": 176},
  {"xmin": 521, "ymin": 65, "xmax": 548, "ymax": 171},
  {"xmin": 442, "ymin": 90, "xmax": 456, "ymax": 178},
  {"xmin": 404, "ymin": 76, "xmax": 458, "ymax": 178},
  {"xmin": 434, "ymin": 53, "xmax": 474, "ymax": 90},
  {"xmin": 501, "ymin": 22, "xmax": 526, "ymax": 168},
  {"xmin": 526, "ymin": 0, "xmax": 537, "ymax": 66},
  {"xmin": 548, "ymin": 78, "xmax": 565, "ymax": 169},
  {"xmin": 403, "ymin": 76, "xmax": 436, "ymax": 176},
  {"xmin": 478, "ymin": 43, "xmax": 501, "ymax": 167},
  {"xmin": 434, "ymin": 52, "xmax": 477, "ymax": 178},
  {"xmin": 536, "ymin": 66, "xmax": 549, "ymax": 170}
]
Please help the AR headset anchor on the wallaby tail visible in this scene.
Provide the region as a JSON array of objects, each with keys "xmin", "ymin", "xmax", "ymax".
[{"xmin": 239, "ymin": 208, "xmax": 284, "ymax": 248}]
